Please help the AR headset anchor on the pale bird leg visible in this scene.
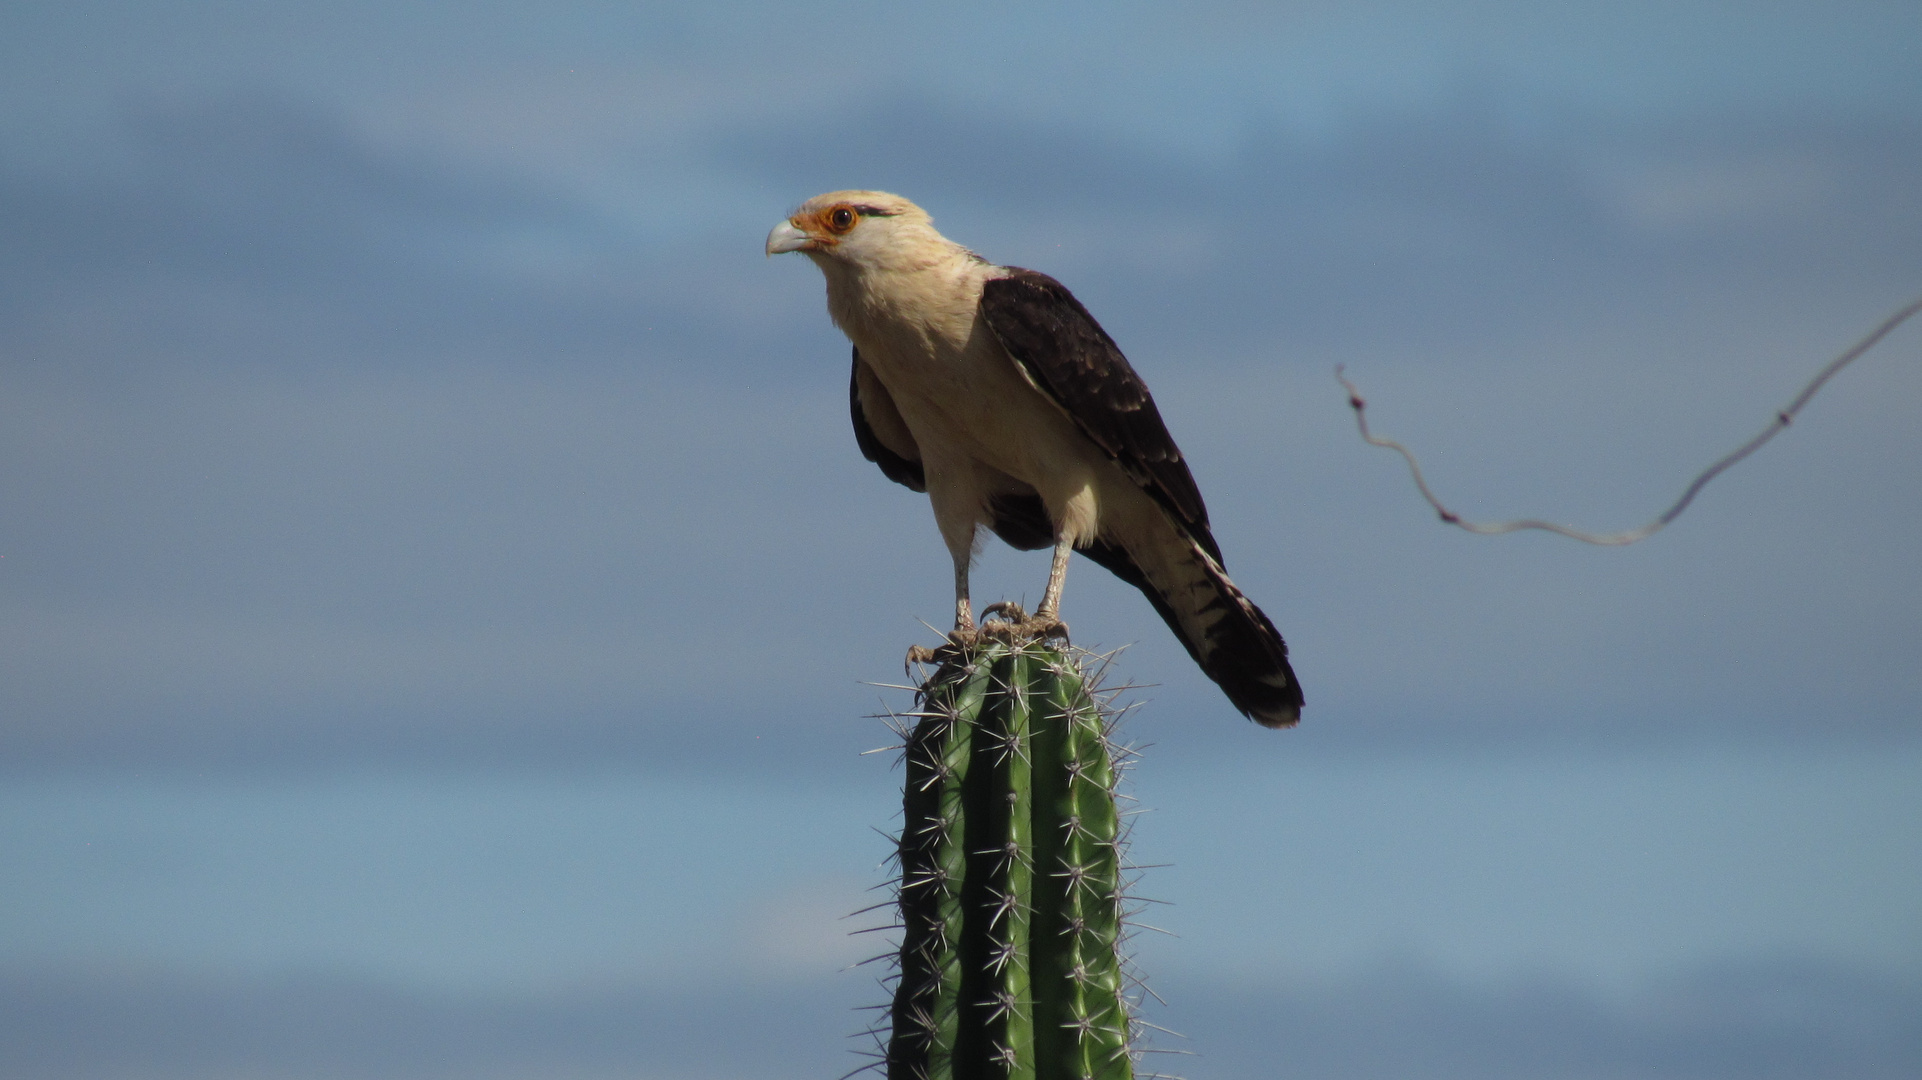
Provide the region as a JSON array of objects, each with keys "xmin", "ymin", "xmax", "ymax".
[
  {"xmin": 905, "ymin": 558, "xmax": 980, "ymax": 668},
  {"xmin": 1036, "ymin": 533, "xmax": 1072, "ymax": 619},
  {"xmin": 1029, "ymin": 533, "xmax": 1072, "ymax": 641},
  {"xmin": 952, "ymin": 557, "xmax": 977, "ymax": 636}
]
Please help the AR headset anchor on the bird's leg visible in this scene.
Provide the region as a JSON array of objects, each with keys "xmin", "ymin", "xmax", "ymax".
[
  {"xmin": 1029, "ymin": 533, "xmax": 1072, "ymax": 642},
  {"xmin": 952, "ymin": 557, "xmax": 977, "ymax": 639},
  {"xmin": 906, "ymin": 557, "xmax": 979, "ymax": 667},
  {"xmin": 909, "ymin": 494, "xmax": 987, "ymax": 666}
]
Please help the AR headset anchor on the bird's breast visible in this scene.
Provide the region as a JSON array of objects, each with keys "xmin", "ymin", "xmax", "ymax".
[
  {"xmin": 859, "ymin": 319, "xmax": 1102, "ymax": 496},
  {"xmin": 831, "ymin": 264, "xmax": 1110, "ymax": 510}
]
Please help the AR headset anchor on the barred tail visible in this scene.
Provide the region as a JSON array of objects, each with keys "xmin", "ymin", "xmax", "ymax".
[{"xmin": 1081, "ymin": 526, "xmax": 1302, "ymax": 728}]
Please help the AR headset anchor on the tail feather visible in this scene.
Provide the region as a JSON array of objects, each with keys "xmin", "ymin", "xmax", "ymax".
[
  {"xmin": 1081, "ymin": 534, "xmax": 1302, "ymax": 728},
  {"xmin": 989, "ymin": 488, "xmax": 1301, "ymax": 727}
]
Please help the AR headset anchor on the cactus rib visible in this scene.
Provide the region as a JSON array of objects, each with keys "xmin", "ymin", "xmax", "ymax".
[{"xmin": 887, "ymin": 638, "xmax": 1134, "ymax": 1080}]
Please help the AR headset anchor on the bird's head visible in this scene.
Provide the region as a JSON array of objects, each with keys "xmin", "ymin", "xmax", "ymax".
[{"xmin": 765, "ymin": 191, "xmax": 952, "ymax": 274}]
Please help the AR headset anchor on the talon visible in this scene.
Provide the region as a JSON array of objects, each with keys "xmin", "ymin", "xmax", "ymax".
[
  {"xmin": 921, "ymin": 602, "xmax": 1067, "ymax": 656},
  {"xmin": 906, "ymin": 630, "xmax": 975, "ymax": 671},
  {"xmin": 979, "ymin": 601, "xmax": 1026, "ymax": 625},
  {"xmin": 1028, "ymin": 614, "xmax": 1070, "ymax": 644}
]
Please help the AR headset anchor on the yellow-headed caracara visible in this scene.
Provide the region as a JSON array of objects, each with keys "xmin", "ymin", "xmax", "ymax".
[{"xmin": 768, "ymin": 191, "xmax": 1302, "ymax": 727}]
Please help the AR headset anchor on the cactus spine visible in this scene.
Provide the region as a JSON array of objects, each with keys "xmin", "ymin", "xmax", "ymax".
[{"xmin": 888, "ymin": 637, "xmax": 1134, "ymax": 1080}]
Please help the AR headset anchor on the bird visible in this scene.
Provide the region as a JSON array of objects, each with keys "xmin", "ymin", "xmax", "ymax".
[{"xmin": 767, "ymin": 191, "xmax": 1302, "ymax": 727}]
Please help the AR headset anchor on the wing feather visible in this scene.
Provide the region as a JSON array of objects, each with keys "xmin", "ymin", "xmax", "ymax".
[
  {"xmin": 981, "ymin": 269, "xmax": 1302, "ymax": 725},
  {"xmin": 849, "ymin": 346, "xmax": 925, "ymax": 492},
  {"xmin": 979, "ymin": 270, "xmax": 1221, "ymax": 562}
]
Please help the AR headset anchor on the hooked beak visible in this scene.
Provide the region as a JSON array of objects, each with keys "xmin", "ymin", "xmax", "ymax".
[{"xmin": 765, "ymin": 219, "xmax": 814, "ymax": 256}]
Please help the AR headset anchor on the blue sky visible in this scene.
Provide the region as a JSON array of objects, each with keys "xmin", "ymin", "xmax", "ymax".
[{"xmin": 2, "ymin": 2, "xmax": 1920, "ymax": 1077}]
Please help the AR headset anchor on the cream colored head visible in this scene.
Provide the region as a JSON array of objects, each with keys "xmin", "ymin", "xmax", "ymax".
[{"xmin": 765, "ymin": 190, "xmax": 958, "ymax": 274}]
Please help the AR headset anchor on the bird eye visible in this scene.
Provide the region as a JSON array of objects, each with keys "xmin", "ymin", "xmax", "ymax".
[{"xmin": 826, "ymin": 205, "xmax": 857, "ymax": 234}]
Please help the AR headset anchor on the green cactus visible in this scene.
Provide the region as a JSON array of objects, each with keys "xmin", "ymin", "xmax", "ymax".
[{"xmin": 884, "ymin": 634, "xmax": 1137, "ymax": 1080}]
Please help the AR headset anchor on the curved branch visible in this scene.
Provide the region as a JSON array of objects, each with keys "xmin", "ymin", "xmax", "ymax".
[{"xmin": 1338, "ymin": 294, "xmax": 1922, "ymax": 546}]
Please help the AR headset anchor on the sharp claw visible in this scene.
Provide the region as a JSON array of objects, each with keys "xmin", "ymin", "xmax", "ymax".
[
  {"xmin": 1030, "ymin": 615, "xmax": 1070, "ymax": 644},
  {"xmin": 905, "ymin": 621, "xmax": 983, "ymax": 671},
  {"xmin": 907, "ymin": 604, "xmax": 1070, "ymax": 673},
  {"xmin": 979, "ymin": 601, "xmax": 1026, "ymax": 625}
]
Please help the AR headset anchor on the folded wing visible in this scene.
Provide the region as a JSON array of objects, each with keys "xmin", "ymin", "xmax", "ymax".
[{"xmin": 980, "ymin": 271, "xmax": 1303, "ymax": 727}]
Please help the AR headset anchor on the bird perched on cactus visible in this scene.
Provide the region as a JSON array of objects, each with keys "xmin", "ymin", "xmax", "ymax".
[{"xmin": 768, "ymin": 192, "xmax": 1303, "ymax": 727}]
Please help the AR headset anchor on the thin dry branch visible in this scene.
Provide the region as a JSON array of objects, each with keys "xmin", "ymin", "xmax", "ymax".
[{"xmin": 1337, "ymin": 294, "xmax": 1922, "ymax": 545}]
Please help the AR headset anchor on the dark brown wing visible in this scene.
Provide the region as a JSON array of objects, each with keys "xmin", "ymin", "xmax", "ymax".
[
  {"xmin": 979, "ymin": 269, "xmax": 1221, "ymax": 562},
  {"xmin": 982, "ymin": 270, "xmax": 1301, "ymax": 726},
  {"xmin": 850, "ymin": 346, "xmax": 925, "ymax": 492}
]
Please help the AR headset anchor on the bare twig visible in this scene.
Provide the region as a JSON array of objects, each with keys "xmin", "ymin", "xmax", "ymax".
[{"xmin": 1337, "ymin": 295, "xmax": 1922, "ymax": 545}]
